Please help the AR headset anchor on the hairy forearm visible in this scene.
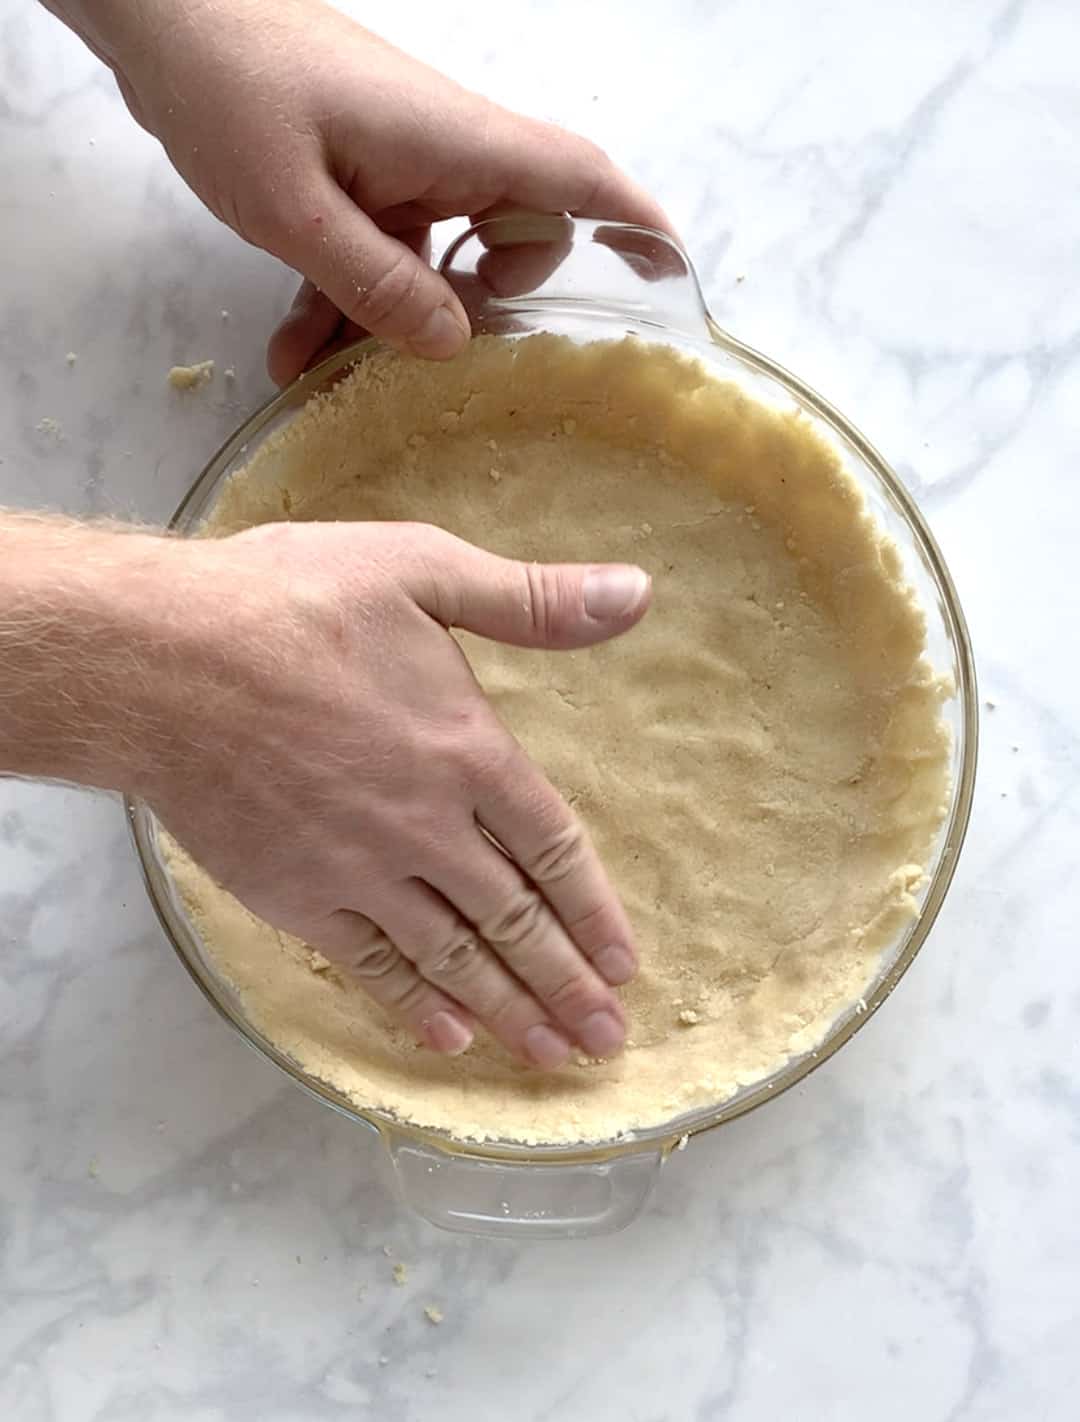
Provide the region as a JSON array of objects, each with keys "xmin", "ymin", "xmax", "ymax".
[{"xmin": 0, "ymin": 513, "xmax": 188, "ymax": 794}]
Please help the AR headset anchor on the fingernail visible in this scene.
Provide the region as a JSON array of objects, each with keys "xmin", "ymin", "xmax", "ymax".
[
  {"xmin": 594, "ymin": 944, "xmax": 636, "ymax": 986},
  {"xmin": 579, "ymin": 1010, "xmax": 626, "ymax": 1058},
  {"xmin": 583, "ymin": 566, "xmax": 649, "ymax": 620},
  {"xmin": 425, "ymin": 1010, "xmax": 473, "ymax": 1055},
  {"xmin": 524, "ymin": 1023, "xmax": 572, "ymax": 1070},
  {"xmin": 406, "ymin": 305, "xmax": 468, "ymax": 359}
]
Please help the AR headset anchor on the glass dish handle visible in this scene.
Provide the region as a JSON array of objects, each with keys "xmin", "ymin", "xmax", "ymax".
[
  {"xmin": 438, "ymin": 213, "xmax": 717, "ymax": 343},
  {"xmin": 381, "ymin": 1129, "xmax": 664, "ymax": 1239}
]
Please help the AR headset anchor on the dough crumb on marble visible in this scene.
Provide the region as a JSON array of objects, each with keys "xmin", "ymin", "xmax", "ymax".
[
  {"xmin": 424, "ymin": 1305, "xmax": 444, "ymax": 1325},
  {"xmin": 392, "ymin": 1262, "xmax": 408, "ymax": 1286},
  {"xmin": 168, "ymin": 359, "xmax": 215, "ymax": 390}
]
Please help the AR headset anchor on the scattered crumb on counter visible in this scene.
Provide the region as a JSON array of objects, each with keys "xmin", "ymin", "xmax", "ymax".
[
  {"xmin": 678, "ymin": 1008, "xmax": 701, "ymax": 1026},
  {"xmin": 488, "ymin": 467, "xmax": 502, "ymax": 483},
  {"xmin": 221, "ymin": 309, "xmax": 230, "ymax": 321},
  {"xmin": 36, "ymin": 417, "xmax": 64, "ymax": 439},
  {"xmin": 65, "ymin": 352, "xmax": 78, "ymax": 366},
  {"xmin": 307, "ymin": 949, "xmax": 332, "ymax": 974},
  {"xmin": 87, "ymin": 1157, "xmax": 99, "ymax": 1179},
  {"xmin": 224, "ymin": 366, "xmax": 236, "ymax": 382},
  {"xmin": 392, "ymin": 1261, "xmax": 408, "ymax": 1286},
  {"xmin": 168, "ymin": 360, "xmax": 215, "ymax": 390},
  {"xmin": 381, "ymin": 1244, "xmax": 392, "ymax": 1257},
  {"xmin": 735, "ymin": 272, "xmax": 746, "ymax": 283},
  {"xmin": 424, "ymin": 1305, "xmax": 444, "ymax": 1325},
  {"xmin": 378, "ymin": 1355, "xmax": 389, "ymax": 1367},
  {"xmin": 985, "ymin": 699, "xmax": 997, "ymax": 710}
]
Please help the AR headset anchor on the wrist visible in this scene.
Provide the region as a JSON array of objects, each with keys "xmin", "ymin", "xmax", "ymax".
[{"xmin": 0, "ymin": 515, "xmax": 197, "ymax": 796}]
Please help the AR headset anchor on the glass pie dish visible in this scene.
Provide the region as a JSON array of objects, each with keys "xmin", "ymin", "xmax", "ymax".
[{"xmin": 127, "ymin": 216, "xmax": 978, "ymax": 1238}]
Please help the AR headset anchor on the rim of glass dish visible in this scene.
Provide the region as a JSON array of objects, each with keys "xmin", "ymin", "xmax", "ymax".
[{"xmin": 126, "ymin": 309, "xmax": 978, "ymax": 1169}]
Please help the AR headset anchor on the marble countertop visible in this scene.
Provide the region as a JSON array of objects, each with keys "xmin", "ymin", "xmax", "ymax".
[{"xmin": 3, "ymin": 1, "xmax": 1078, "ymax": 1418}]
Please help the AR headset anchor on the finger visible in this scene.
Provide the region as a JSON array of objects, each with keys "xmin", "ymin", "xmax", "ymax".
[
  {"xmin": 475, "ymin": 743, "xmax": 639, "ymax": 992},
  {"xmin": 272, "ymin": 180, "xmax": 470, "ymax": 360},
  {"xmin": 447, "ymin": 111, "xmax": 679, "ymax": 240},
  {"xmin": 313, "ymin": 908, "xmax": 475, "ymax": 1055},
  {"xmin": 267, "ymin": 226, "xmax": 436, "ymax": 386},
  {"xmin": 267, "ymin": 281, "xmax": 342, "ymax": 386},
  {"xmin": 426, "ymin": 831, "xmax": 628, "ymax": 1059},
  {"xmin": 402, "ymin": 527, "xmax": 652, "ymax": 650},
  {"xmin": 369, "ymin": 880, "xmax": 574, "ymax": 1070}
]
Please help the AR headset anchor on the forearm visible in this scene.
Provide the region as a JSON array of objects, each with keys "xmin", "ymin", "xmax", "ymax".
[{"xmin": 0, "ymin": 513, "xmax": 186, "ymax": 795}]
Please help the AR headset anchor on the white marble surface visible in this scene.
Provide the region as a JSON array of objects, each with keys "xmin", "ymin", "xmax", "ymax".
[{"xmin": 2, "ymin": 1, "xmax": 1078, "ymax": 1417}]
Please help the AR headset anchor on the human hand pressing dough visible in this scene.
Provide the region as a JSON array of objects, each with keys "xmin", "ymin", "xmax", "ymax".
[{"xmin": 148, "ymin": 522, "xmax": 652, "ymax": 1068}]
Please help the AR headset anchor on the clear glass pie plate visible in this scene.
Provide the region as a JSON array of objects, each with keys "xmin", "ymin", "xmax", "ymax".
[{"xmin": 126, "ymin": 216, "xmax": 978, "ymax": 1238}]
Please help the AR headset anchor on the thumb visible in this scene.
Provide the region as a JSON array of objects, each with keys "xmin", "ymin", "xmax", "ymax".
[
  {"xmin": 406, "ymin": 529, "xmax": 653, "ymax": 650},
  {"xmin": 278, "ymin": 180, "xmax": 470, "ymax": 360}
]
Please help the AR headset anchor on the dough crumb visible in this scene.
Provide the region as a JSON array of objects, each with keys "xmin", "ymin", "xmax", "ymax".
[
  {"xmin": 65, "ymin": 351, "xmax": 78, "ymax": 367},
  {"xmin": 678, "ymin": 1008, "xmax": 702, "ymax": 1026},
  {"xmin": 306, "ymin": 949, "xmax": 332, "ymax": 974},
  {"xmin": 437, "ymin": 410, "xmax": 460, "ymax": 432},
  {"xmin": 224, "ymin": 366, "xmax": 236, "ymax": 382},
  {"xmin": 168, "ymin": 360, "xmax": 215, "ymax": 391},
  {"xmin": 381, "ymin": 1244, "xmax": 393, "ymax": 1257},
  {"xmin": 36, "ymin": 417, "xmax": 64, "ymax": 439},
  {"xmin": 424, "ymin": 1305, "xmax": 444, "ymax": 1325},
  {"xmin": 221, "ymin": 309, "xmax": 230, "ymax": 322},
  {"xmin": 392, "ymin": 1261, "xmax": 408, "ymax": 1286},
  {"xmin": 87, "ymin": 1157, "xmax": 99, "ymax": 1179}
]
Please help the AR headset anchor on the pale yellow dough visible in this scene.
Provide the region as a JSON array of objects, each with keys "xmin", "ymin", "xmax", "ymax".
[{"xmin": 162, "ymin": 334, "xmax": 951, "ymax": 1145}]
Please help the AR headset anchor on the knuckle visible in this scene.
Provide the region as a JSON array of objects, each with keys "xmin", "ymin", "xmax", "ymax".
[
  {"xmin": 422, "ymin": 931, "xmax": 483, "ymax": 982},
  {"xmin": 546, "ymin": 972, "xmax": 604, "ymax": 1020},
  {"xmin": 524, "ymin": 821, "xmax": 586, "ymax": 885},
  {"xmin": 351, "ymin": 249, "xmax": 422, "ymax": 331},
  {"xmin": 481, "ymin": 890, "xmax": 545, "ymax": 950},
  {"xmin": 522, "ymin": 562, "xmax": 560, "ymax": 643},
  {"xmin": 346, "ymin": 936, "xmax": 400, "ymax": 980},
  {"xmin": 389, "ymin": 975, "xmax": 433, "ymax": 1015}
]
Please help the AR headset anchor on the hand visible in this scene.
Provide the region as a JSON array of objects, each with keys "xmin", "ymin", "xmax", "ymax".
[
  {"xmin": 72, "ymin": 0, "xmax": 674, "ymax": 384},
  {"xmin": 148, "ymin": 521, "xmax": 652, "ymax": 1068}
]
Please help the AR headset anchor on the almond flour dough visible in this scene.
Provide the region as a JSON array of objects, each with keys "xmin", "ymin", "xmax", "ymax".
[{"xmin": 162, "ymin": 334, "xmax": 952, "ymax": 1145}]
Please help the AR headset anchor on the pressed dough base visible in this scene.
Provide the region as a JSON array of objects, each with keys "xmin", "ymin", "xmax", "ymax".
[{"xmin": 163, "ymin": 334, "xmax": 951, "ymax": 1145}]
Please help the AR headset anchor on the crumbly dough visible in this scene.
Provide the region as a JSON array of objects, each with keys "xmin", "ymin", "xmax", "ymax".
[
  {"xmin": 167, "ymin": 359, "xmax": 214, "ymax": 390},
  {"xmin": 162, "ymin": 334, "xmax": 951, "ymax": 1145}
]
